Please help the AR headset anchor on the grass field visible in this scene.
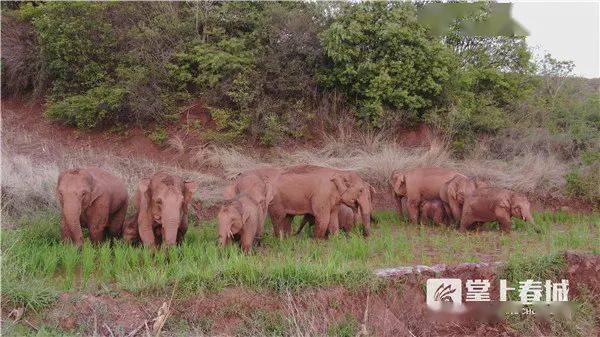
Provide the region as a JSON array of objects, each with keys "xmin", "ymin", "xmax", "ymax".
[{"xmin": 2, "ymin": 210, "xmax": 599, "ymax": 312}]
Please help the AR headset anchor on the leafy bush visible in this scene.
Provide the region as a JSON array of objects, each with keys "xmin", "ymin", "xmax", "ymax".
[
  {"xmin": 565, "ymin": 153, "xmax": 600, "ymax": 205},
  {"xmin": 20, "ymin": 2, "xmax": 117, "ymax": 98},
  {"xmin": 0, "ymin": 15, "xmax": 48, "ymax": 96},
  {"xmin": 320, "ymin": 2, "xmax": 453, "ymax": 127},
  {"xmin": 148, "ymin": 126, "xmax": 168, "ymax": 146},
  {"xmin": 45, "ymin": 84, "xmax": 126, "ymax": 128}
]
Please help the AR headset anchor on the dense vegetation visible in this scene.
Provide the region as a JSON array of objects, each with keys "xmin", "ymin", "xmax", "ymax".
[{"xmin": 1, "ymin": 2, "xmax": 599, "ymax": 201}]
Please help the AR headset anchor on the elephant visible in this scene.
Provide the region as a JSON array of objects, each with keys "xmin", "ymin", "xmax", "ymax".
[
  {"xmin": 127, "ymin": 172, "xmax": 198, "ymax": 247},
  {"xmin": 223, "ymin": 167, "xmax": 281, "ymax": 200},
  {"xmin": 294, "ymin": 204, "xmax": 357, "ymax": 236},
  {"xmin": 390, "ymin": 167, "xmax": 463, "ymax": 224},
  {"xmin": 56, "ymin": 167, "xmax": 128, "ymax": 247},
  {"xmin": 217, "ymin": 193, "xmax": 265, "ymax": 253},
  {"xmin": 459, "ymin": 187, "xmax": 534, "ymax": 232},
  {"xmin": 269, "ymin": 165, "xmax": 374, "ymax": 238},
  {"xmin": 419, "ymin": 199, "xmax": 448, "ymax": 226},
  {"xmin": 439, "ymin": 175, "xmax": 487, "ymax": 223},
  {"xmin": 222, "ymin": 168, "xmax": 277, "ymax": 228}
]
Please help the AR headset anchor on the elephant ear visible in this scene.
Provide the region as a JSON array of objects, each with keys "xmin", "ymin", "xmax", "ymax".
[
  {"xmin": 183, "ymin": 181, "xmax": 199, "ymax": 204},
  {"xmin": 368, "ymin": 183, "xmax": 377, "ymax": 196},
  {"xmin": 136, "ymin": 179, "xmax": 151, "ymax": 213},
  {"xmin": 264, "ymin": 178, "xmax": 275, "ymax": 206},
  {"xmin": 447, "ymin": 180, "xmax": 458, "ymax": 200},
  {"xmin": 331, "ymin": 173, "xmax": 348, "ymax": 194},
  {"xmin": 84, "ymin": 172, "xmax": 103, "ymax": 207},
  {"xmin": 474, "ymin": 179, "xmax": 488, "ymax": 189},
  {"xmin": 136, "ymin": 178, "xmax": 156, "ymax": 247},
  {"xmin": 498, "ymin": 196, "xmax": 511, "ymax": 212},
  {"xmin": 223, "ymin": 183, "xmax": 236, "ymax": 200},
  {"xmin": 391, "ymin": 172, "xmax": 405, "ymax": 195}
]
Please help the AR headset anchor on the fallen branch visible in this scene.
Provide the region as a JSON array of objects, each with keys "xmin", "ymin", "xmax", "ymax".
[{"xmin": 375, "ymin": 261, "xmax": 504, "ymax": 278}]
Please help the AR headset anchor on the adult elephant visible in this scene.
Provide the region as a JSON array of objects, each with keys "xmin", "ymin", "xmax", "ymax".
[
  {"xmin": 56, "ymin": 167, "xmax": 128, "ymax": 247},
  {"xmin": 390, "ymin": 167, "xmax": 463, "ymax": 224},
  {"xmin": 127, "ymin": 172, "xmax": 198, "ymax": 248},
  {"xmin": 223, "ymin": 167, "xmax": 282, "ymax": 200},
  {"xmin": 269, "ymin": 165, "xmax": 374, "ymax": 238},
  {"xmin": 439, "ymin": 175, "xmax": 487, "ymax": 223},
  {"xmin": 460, "ymin": 187, "xmax": 534, "ymax": 232}
]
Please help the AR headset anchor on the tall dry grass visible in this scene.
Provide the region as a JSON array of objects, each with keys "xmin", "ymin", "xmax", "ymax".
[
  {"xmin": 1, "ymin": 130, "xmax": 225, "ymax": 223},
  {"xmin": 2, "ymin": 120, "xmax": 571, "ymax": 223},
  {"xmin": 198, "ymin": 135, "xmax": 568, "ymax": 200}
]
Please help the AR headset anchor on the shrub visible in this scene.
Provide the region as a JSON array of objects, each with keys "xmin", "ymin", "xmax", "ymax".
[
  {"xmin": 0, "ymin": 14, "xmax": 48, "ymax": 96},
  {"xmin": 20, "ymin": 2, "xmax": 117, "ymax": 98},
  {"xmin": 565, "ymin": 156, "xmax": 600, "ymax": 205},
  {"xmin": 44, "ymin": 84, "xmax": 126, "ymax": 129},
  {"xmin": 148, "ymin": 126, "xmax": 169, "ymax": 146},
  {"xmin": 320, "ymin": 2, "xmax": 453, "ymax": 127}
]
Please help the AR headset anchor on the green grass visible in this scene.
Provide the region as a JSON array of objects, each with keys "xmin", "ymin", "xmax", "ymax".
[{"xmin": 1, "ymin": 210, "xmax": 599, "ymax": 311}]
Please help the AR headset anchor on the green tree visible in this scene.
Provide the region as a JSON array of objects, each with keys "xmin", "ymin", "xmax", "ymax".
[{"xmin": 320, "ymin": 2, "xmax": 453, "ymax": 127}]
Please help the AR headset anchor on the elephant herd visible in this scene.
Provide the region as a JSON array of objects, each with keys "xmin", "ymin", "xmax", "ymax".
[
  {"xmin": 390, "ymin": 167, "xmax": 535, "ymax": 231},
  {"xmin": 55, "ymin": 165, "xmax": 534, "ymax": 252}
]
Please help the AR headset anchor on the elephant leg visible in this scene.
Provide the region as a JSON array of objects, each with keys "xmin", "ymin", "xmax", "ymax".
[
  {"xmin": 87, "ymin": 208, "xmax": 109, "ymax": 244},
  {"xmin": 313, "ymin": 211, "xmax": 331, "ymax": 239},
  {"xmin": 177, "ymin": 216, "xmax": 189, "ymax": 244},
  {"xmin": 433, "ymin": 211, "xmax": 443, "ymax": 226},
  {"xmin": 328, "ymin": 207, "xmax": 340, "ymax": 236},
  {"xmin": 449, "ymin": 200, "xmax": 463, "ymax": 225},
  {"xmin": 271, "ymin": 212, "xmax": 290, "ymax": 238},
  {"xmin": 283, "ymin": 215, "xmax": 294, "ymax": 236},
  {"xmin": 407, "ymin": 198, "xmax": 420, "ymax": 224},
  {"xmin": 494, "ymin": 208, "xmax": 512, "ymax": 232},
  {"xmin": 394, "ymin": 196, "xmax": 403, "ymax": 220},
  {"xmin": 107, "ymin": 201, "xmax": 127, "ymax": 239},
  {"xmin": 459, "ymin": 212, "xmax": 474, "ymax": 232}
]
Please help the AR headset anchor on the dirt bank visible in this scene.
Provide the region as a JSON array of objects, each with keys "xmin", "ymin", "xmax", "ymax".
[{"xmin": 3, "ymin": 251, "xmax": 596, "ymax": 336}]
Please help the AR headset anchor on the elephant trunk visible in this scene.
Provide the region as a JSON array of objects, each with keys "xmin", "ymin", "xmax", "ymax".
[
  {"xmin": 63, "ymin": 197, "xmax": 82, "ymax": 231},
  {"xmin": 524, "ymin": 211, "xmax": 535, "ymax": 225},
  {"xmin": 217, "ymin": 223, "xmax": 230, "ymax": 247},
  {"xmin": 361, "ymin": 211, "xmax": 371, "ymax": 237},
  {"xmin": 161, "ymin": 209, "xmax": 181, "ymax": 247}
]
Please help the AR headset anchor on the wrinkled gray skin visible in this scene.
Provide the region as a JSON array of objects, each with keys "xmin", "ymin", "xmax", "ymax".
[
  {"xmin": 127, "ymin": 172, "xmax": 198, "ymax": 248},
  {"xmin": 460, "ymin": 187, "xmax": 534, "ymax": 232},
  {"xmin": 57, "ymin": 167, "xmax": 128, "ymax": 247}
]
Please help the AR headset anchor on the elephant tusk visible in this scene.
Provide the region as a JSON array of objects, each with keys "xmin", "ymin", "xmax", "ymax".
[{"xmin": 228, "ymin": 230, "xmax": 233, "ymax": 238}]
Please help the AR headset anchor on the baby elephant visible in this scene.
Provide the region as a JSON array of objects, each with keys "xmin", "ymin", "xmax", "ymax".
[
  {"xmin": 419, "ymin": 199, "xmax": 448, "ymax": 226},
  {"xmin": 218, "ymin": 193, "xmax": 264, "ymax": 253},
  {"xmin": 460, "ymin": 187, "xmax": 534, "ymax": 232},
  {"xmin": 295, "ymin": 204, "xmax": 357, "ymax": 236},
  {"xmin": 56, "ymin": 167, "xmax": 128, "ymax": 247}
]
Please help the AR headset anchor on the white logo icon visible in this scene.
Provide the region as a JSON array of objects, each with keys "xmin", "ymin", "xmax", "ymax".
[{"xmin": 426, "ymin": 278, "xmax": 463, "ymax": 312}]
